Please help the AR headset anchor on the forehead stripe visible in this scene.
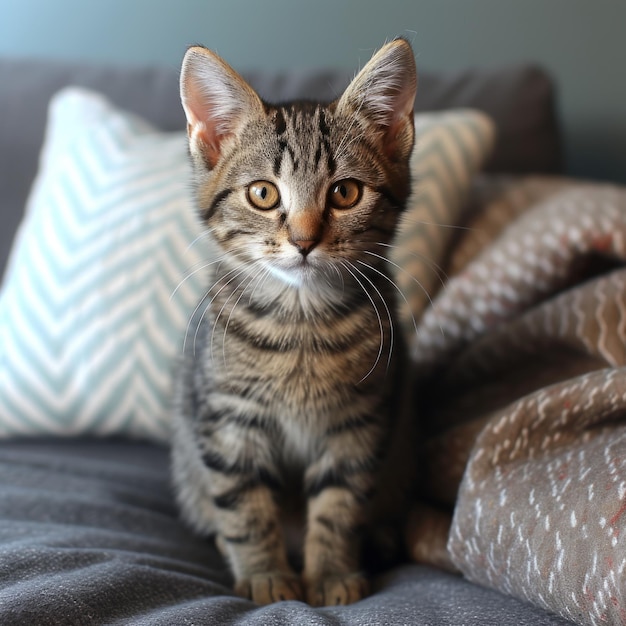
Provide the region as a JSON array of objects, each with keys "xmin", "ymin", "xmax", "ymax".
[{"xmin": 274, "ymin": 108, "xmax": 287, "ymax": 135}]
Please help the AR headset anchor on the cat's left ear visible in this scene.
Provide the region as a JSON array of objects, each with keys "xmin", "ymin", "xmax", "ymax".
[
  {"xmin": 180, "ymin": 46, "xmax": 265, "ymax": 169},
  {"xmin": 337, "ymin": 38, "xmax": 417, "ymax": 161}
]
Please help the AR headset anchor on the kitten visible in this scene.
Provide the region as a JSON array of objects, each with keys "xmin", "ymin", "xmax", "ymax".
[{"xmin": 171, "ymin": 39, "xmax": 418, "ymax": 606}]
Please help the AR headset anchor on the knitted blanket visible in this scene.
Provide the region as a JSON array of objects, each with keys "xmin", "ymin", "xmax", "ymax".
[{"xmin": 409, "ymin": 175, "xmax": 626, "ymax": 626}]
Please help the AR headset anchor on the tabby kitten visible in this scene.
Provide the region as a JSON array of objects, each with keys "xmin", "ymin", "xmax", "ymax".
[{"xmin": 171, "ymin": 39, "xmax": 418, "ymax": 606}]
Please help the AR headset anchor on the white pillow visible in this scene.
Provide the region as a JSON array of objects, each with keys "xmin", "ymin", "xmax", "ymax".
[
  {"xmin": 0, "ymin": 88, "xmax": 494, "ymax": 442},
  {"xmin": 0, "ymin": 88, "xmax": 207, "ymax": 442}
]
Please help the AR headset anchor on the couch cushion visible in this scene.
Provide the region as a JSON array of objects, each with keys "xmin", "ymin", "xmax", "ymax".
[{"xmin": 0, "ymin": 437, "xmax": 574, "ymax": 625}]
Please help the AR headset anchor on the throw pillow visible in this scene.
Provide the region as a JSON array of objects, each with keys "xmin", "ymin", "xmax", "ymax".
[{"xmin": 0, "ymin": 88, "xmax": 207, "ymax": 441}]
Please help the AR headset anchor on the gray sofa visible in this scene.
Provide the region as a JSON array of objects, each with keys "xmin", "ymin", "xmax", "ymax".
[{"xmin": 0, "ymin": 56, "xmax": 574, "ymax": 625}]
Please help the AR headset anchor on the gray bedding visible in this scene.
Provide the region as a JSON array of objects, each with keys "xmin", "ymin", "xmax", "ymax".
[{"xmin": 0, "ymin": 438, "xmax": 572, "ymax": 625}]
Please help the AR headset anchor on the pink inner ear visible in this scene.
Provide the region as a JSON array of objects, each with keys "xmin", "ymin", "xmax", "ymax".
[
  {"xmin": 188, "ymin": 118, "xmax": 229, "ymax": 170},
  {"xmin": 181, "ymin": 77, "xmax": 220, "ymax": 168},
  {"xmin": 181, "ymin": 81, "xmax": 226, "ymax": 169},
  {"xmin": 197, "ymin": 127, "xmax": 228, "ymax": 170}
]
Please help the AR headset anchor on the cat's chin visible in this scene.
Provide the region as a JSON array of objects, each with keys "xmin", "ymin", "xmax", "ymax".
[
  {"xmin": 266, "ymin": 259, "xmax": 336, "ymax": 294},
  {"xmin": 267, "ymin": 264, "xmax": 304, "ymax": 288},
  {"xmin": 266, "ymin": 262, "xmax": 317, "ymax": 290}
]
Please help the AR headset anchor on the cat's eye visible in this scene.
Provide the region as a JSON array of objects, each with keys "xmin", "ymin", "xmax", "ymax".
[
  {"xmin": 328, "ymin": 179, "xmax": 362, "ymax": 209},
  {"xmin": 247, "ymin": 181, "xmax": 280, "ymax": 210}
]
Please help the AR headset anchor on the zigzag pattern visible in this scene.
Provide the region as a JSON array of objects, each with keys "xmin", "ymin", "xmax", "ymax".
[
  {"xmin": 0, "ymin": 89, "xmax": 206, "ymax": 442},
  {"xmin": 391, "ymin": 111, "xmax": 495, "ymax": 344}
]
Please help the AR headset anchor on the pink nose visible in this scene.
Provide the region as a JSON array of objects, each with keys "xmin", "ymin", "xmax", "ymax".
[{"xmin": 290, "ymin": 238, "xmax": 318, "ymax": 256}]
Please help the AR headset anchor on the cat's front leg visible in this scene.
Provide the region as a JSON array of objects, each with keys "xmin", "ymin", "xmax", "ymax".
[
  {"xmin": 302, "ymin": 442, "xmax": 378, "ymax": 606},
  {"xmin": 196, "ymin": 421, "xmax": 303, "ymax": 604},
  {"xmin": 209, "ymin": 468, "xmax": 302, "ymax": 604}
]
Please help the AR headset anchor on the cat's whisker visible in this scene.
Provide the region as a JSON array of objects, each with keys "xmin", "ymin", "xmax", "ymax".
[
  {"xmin": 220, "ymin": 262, "xmax": 269, "ymax": 367},
  {"xmin": 356, "ymin": 259, "xmax": 421, "ymax": 343},
  {"xmin": 330, "ymin": 261, "xmax": 346, "ymax": 292},
  {"xmin": 248, "ymin": 264, "xmax": 275, "ymax": 305},
  {"xmin": 334, "ymin": 117, "xmax": 366, "ymax": 161},
  {"xmin": 184, "ymin": 228, "xmax": 214, "ymax": 253},
  {"xmin": 373, "ymin": 241, "xmax": 449, "ymax": 287},
  {"xmin": 323, "ymin": 261, "xmax": 344, "ymax": 291},
  {"xmin": 365, "ymin": 249, "xmax": 439, "ymax": 297},
  {"xmin": 182, "ymin": 286, "xmax": 217, "ymax": 357},
  {"xmin": 171, "ymin": 254, "xmax": 229, "ymax": 301},
  {"xmin": 348, "ymin": 261, "xmax": 394, "ymax": 375},
  {"xmin": 201, "ymin": 262, "xmax": 258, "ymax": 357},
  {"xmin": 399, "ymin": 217, "xmax": 480, "ymax": 233},
  {"xmin": 341, "ymin": 261, "xmax": 385, "ymax": 384},
  {"xmin": 183, "ymin": 263, "xmax": 246, "ymax": 355},
  {"xmin": 335, "ymin": 126, "xmax": 367, "ymax": 165},
  {"xmin": 364, "ymin": 248, "xmax": 444, "ymax": 337}
]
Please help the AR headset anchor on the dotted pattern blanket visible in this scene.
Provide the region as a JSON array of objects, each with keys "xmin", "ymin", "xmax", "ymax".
[{"xmin": 410, "ymin": 176, "xmax": 626, "ymax": 626}]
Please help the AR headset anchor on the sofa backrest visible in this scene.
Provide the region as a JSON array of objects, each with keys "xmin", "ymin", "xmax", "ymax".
[{"xmin": 0, "ymin": 57, "xmax": 561, "ymax": 277}]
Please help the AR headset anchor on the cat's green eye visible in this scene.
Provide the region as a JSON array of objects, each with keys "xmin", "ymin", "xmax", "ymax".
[
  {"xmin": 328, "ymin": 179, "xmax": 362, "ymax": 209},
  {"xmin": 247, "ymin": 181, "xmax": 280, "ymax": 210}
]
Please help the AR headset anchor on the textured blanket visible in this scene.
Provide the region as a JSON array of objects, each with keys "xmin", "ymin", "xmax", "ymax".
[{"xmin": 408, "ymin": 175, "xmax": 626, "ymax": 626}]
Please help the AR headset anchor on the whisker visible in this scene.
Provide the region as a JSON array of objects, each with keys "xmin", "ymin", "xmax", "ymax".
[
  {"xmin": 341, "ymin": 261, "xmax": 385, "ymax": 384},
  {"xmin": 399, "ymin": 216, "xmax": 481, "ymax": 233},
  {"xmin": 326, "ymin": 261, "xmax": 345, "ymax": 291},
  {"xmin": 349, "ymin": 261, "xmax": 394, "ymax": 374},
  {"xmin": 364, "ymin": 248, "xmax": 444, "ymax": 337},
  {"xmin": 248, "ymin": 264, "xmax": 275, "ymax": 306},
  {"xmin": 220, "ymin": 262, "xmax": 268, "ymax": 367},
  {"xmin": 335, "ymin": 91, "xmax": 367, "ymax": 163},
  {"xmin": 330, "ymin": 261, "xmax": 346, "ymax": 292},
  {"xmin": 184, "ymin": 228, "xmax": 214, "ymax": 253},
  {"xmin": 199, "ymin": 262, "xmax": 258, "ymax": 356},
  {"xmin": 183, "ymin": 263, "xmax": 246, "ymax": 355},
  {"xmin": 170, "ymin": 254, "xmax": 228, "ymax": 301},
  {"xmin": 356, "ymin": 260, "xmax": 420, "ymax": 343},
  {"xmin": 373, "ymin": 242, "xmax": 449, "ymax": 287},
  {"xmin": 372, "ymin": 241, "xmax": 450, "ymax": 291}
]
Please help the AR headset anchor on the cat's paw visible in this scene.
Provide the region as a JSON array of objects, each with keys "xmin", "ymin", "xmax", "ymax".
[
  {"xmin": 235, "ymin": 571, "xmax": 303, "ymax": 604},
  {"xmin": 305, "ymin": 572, "xmax": 369, "ymax": 606}
]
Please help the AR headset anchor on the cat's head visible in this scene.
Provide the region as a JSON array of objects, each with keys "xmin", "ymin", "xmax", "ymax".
[{"xmin": 180, "ymin": 39, "xmax": 417, "ymax": 290}]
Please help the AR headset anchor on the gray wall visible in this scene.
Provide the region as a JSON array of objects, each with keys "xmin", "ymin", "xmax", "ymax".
[{"xmin": 2, "ymin": 0, "xmax": 625, "ymax": 183}]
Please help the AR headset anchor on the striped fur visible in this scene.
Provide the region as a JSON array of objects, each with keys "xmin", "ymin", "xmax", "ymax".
[{"xmin": 171, "ymin": 39, "xmax": 418, "ymax": 606}]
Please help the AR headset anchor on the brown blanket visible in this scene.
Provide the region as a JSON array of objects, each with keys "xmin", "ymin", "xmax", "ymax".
[{"xmin": 409, "ymin": 175, "xmax": 626, "ymax": 626}]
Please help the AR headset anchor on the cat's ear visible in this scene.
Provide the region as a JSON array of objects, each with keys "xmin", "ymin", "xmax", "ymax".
[
  {"xmin": 337, "ymin": 39, "xmax": 417, "ymax": 161},
  {"xmin": 180, "ymin": 46, "xmax": 265, "ymax": 169}
]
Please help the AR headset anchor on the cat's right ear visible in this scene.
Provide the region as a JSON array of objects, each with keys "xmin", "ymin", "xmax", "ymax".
[{"xmin": 180, "ymin": 46, "xmax": 264, "ymax": 169}]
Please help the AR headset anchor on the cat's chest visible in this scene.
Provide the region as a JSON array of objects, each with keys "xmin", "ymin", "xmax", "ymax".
[{"xmin": 280, "ymin": 417, "xmax": 319, "ymax": 466}]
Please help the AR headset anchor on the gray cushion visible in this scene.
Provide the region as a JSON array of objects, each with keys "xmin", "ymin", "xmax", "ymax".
[{"xmin": 0, "ymin": 438, "xmax": 574, "ymax": 625}]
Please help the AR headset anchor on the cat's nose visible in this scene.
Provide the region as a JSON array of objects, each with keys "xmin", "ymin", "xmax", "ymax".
[{"xmin": 289, "ymin": 238, "xmax": 318, "ymax": 256}]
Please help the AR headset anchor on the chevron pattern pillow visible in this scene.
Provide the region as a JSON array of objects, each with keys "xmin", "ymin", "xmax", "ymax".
[
  {"xmin": 392, "ymin": 111, "xmax": 495, "ymax": 345},
  {"xmin": 0, "ymin": 88, "xmax": 208, "ymax": 441},
  {"xmin": 0, "ymin": 88, "xmax": 493, "ymax": 442}
]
